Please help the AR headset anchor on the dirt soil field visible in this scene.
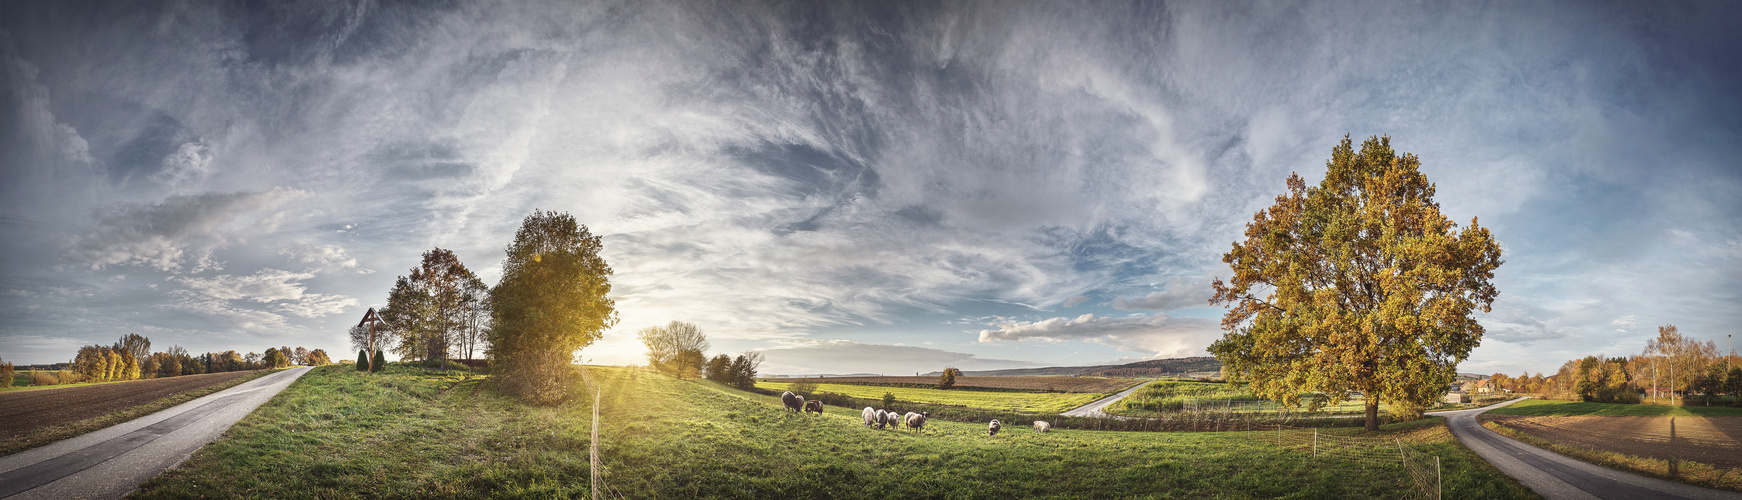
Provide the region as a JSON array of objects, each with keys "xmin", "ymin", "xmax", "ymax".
[
  {"xmin": 769, "ymin": 375, "xmax": 1140, "ymax": 393},
  {"xmin": 1483, "ymin": 415, "xmax": 1742, "ymax": 469},
  {"xmin": 0, "ymin": 371, "xmax": 259, "ymax": 440}
]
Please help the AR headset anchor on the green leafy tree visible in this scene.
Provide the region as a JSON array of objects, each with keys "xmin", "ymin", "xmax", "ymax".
[
  {"xmin": 937, "ymin": 368, "xmax": 957, "ymax": 389},
  {"xmin": 882, "ymin": 391, "xmax": 897, "ymax": 410},
  {"xmin": 704, "ymin": 354, "xmax": 733, "ymax": 382},
  {"xmin": 307, "ymin": 349, "xmax": 332, "ymax": 366},
  {"xmin": 263, "ymin": 348, "xmax": 290, "ymax": 369},
  {"xmin": 489, "ymin": 210, "xmax": 618, "ymax": 404},
  {"xmin": 728, "ymin": 352, "xmax": 763, "ymax": 389},
  {"xmin": 357, "ymin": 349, "xmax": 370, "ymax": 372},
  {"xmin": 1723, "ymin": 366, "xmax": 1742, "ymax": 407},
  {"xmin": 1209, "ymin": 135, "xmax": 1504, "ymax": 431}
]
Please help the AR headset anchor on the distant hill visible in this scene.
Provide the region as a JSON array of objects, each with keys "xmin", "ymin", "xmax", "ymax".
[{"xmin": 922, "ymin": 356, "xmax": 1223, "ymax": 378}]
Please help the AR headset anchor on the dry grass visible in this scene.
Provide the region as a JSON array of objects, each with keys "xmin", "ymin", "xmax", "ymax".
[{"xmin": 1482, "ymin": 420, "xmax": 1742, "ymax": 493}]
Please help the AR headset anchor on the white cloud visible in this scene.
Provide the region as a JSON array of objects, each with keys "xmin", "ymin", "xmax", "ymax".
[
  {"xmin": 280, "ymin": 243, "xmax": 364, "ymax": 272},
  {"xmin": 1063, "ymin": 296, "xmax": 1090, "ymax": 308},
  {"xmin": 978, "ymin": 312, "xmax": 1221, "ymax": 359},
  {"xmin": 65, "ymin": 188, "xmax": 308, "ymax": 272},
  {"xmin": 273, "ymin": 293, "xmax": 360, "ymax": 319},
  {"xmin": 753, "ymin": 338, "xmax": 1037, "ymax": 376},
  {"xmin": 173, "ymin": 269, "xmax": 315, "ymax": 303},
  {"xmin": 161, "ymin": 290, "xmax": 288, "ymax": 331},
  {"xmin": 1111, "ymin": 278, "xmax": 1212, "ymax": 311}
]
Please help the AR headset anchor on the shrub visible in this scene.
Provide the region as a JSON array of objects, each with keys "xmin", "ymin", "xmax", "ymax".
[
  {"xmin": 372, "ymin": 350, "xmax": 386, "ymax": 373},
  {"xmin": 882, "ymin": 391, "xmax": 897, "ymax": 409},
  {"xmin": 788, "ymin": 380, "xmax": 819, "ymax": 397},
  {"xmin": 357, "ymin": 350, "xmax": 370, "ymax": 372},
  {"xmin": 1, "ymin": 362, "xmax": 13, "ymax": 388},
  {"xmin": 31, "ymin": 371, "xmax": 59, "ymax": 386}
]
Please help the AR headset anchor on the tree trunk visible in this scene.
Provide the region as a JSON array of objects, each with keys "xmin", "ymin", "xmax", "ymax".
[{"xmin": 1364, "ymin": 398, "xmax": 1380, "ymax": 431}]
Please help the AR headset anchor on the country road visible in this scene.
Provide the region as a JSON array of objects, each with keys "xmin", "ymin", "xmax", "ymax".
[
  {"xmin": 0, "ymin": 366, "xmax": 312, "ymax": 500},
  {"xmin": 1429, "ymin": 398, "xmax": 1742, "ymax": 500},
  {"xmin": 1061, "ymin": 379, "xmax": 1154, "ymax": 418}
]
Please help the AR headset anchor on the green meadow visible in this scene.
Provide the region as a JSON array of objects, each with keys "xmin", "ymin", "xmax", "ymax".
[
  {"xmin": 132, "ymin": 365, "xmax": 1536, "ymax": 499},
  {"xmin": 755, "ymin": 380, "xmax": 1110, "ymax": 413}
]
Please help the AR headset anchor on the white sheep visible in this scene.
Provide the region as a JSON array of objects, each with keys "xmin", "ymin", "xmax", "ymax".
[
  {"xmin": 1033, "ymin": 420, "xmax": 1051, "ymax": 433},
  {"xmin": 904, "ymin": 411, "xmax": 929, "ymax": 433},
  {"xmin": 988, "ymin": 419, "xmax": 1002, "ymax": 436},
  {"xmin": 862, "ymin": 407, "xmax": 879, "ymax": 428}
]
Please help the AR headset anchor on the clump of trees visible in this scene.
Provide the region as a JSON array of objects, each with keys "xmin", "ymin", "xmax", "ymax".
[
  {"xmin": 1, "ymin": 356, "xmax": 13, "ymax": 388},
  {"xmin": 703, "ymin": 351, "xmax": 764, "ymax": 389},
  {"xmin": 639, "ymin": 321, "xmax": 710, "ymax": 378},
  {"xmin": 373, "ymin": 248, "xmax": 493, "ymax": 367},
  {"xmin": 1537, "ymin": 324, "xmax": 1742, "ymax": 406},
  {"xmin": 489, "ymin": 210, "xmax": 617, "ymax": 404},
  {"xmin": 1209, "ymin": 136, "xmax": 1504, "ymax": 431}
]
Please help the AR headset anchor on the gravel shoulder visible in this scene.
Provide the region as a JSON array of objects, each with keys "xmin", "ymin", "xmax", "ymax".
[{"xmin": 0, "ymin": 371, "xmax": 260, "ymax": 440}]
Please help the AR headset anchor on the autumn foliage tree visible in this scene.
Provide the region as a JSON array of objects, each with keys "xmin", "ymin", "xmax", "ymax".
[
  {"xmin": 489, "ymin": 210, "xmax": 617, "ymax": 404},
  {"xmin": 1209, "ymin": 135, "xmax": 1504, "ymax": 431}
]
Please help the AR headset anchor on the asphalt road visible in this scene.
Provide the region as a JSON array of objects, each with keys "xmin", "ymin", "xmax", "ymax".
[
  {"xmin": 1430, "ymin": 398, "xmax": 1742, "ymax": 500},
  {"xmin": 0, "ymin": 366, "xmax": 312, "ymax": 500},
  {"xmin": 1061, "ymin": 379, "xmax": 1155, "ymax": 418}
]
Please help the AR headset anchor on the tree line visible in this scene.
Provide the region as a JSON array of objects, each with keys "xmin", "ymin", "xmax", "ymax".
[
  {"xmin": 632, "ymin": 320, "xmax": 764, "ymax": 389},
  {"xmin": 1499, "ymin": 324, "xmax": 1742, "ymax": 406},
  {"xmin": 7, "ymin": 333, "xmax": 332, "ymax": 387}
]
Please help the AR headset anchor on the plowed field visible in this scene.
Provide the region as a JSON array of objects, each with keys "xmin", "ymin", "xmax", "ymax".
[
  {"xmin": 0, "ymin": 371, "xmax": 259, "ymax": 439},
  {"xmin": 1483, "ymin": 415, "xmax": 1742, "ymax": 469}
]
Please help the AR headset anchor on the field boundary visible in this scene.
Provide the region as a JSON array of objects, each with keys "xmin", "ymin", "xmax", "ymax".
[
  {"xmin": 579, "ymin": 367, "xmax": 630, "ymax": 500},
  {"xmin": 1254, "ymin": 424, "xmax": 1442, "ymax": 500}
]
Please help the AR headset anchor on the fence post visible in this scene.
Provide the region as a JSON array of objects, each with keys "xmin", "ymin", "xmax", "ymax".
[
  {"xmin": 1313, "ymin": 428, "xmax": 1318, "ymax": 458},
  {"xmin": 1436, "ymin": 456, "xmax": 1442, "ymax": 500}
]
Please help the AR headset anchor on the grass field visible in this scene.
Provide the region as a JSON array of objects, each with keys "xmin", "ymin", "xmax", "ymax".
[
  {"xmin": 132, "ymin": 364, "xmax": 1538, "ymax": 499},
  {"xmin": 756, "ymin": 380, "xmax": 1108, "ymax": 413},
  {"xmin": 1484, "ymin": 399, "xmax": 1742, "ymax": 417},
  {"xmin": 1107, "ymin": 380, "xmax": 1417, "ymax": 418}
]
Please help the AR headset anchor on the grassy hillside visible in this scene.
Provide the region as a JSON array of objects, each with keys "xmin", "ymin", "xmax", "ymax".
[
  {"xmin": 763, "ymin": 375, "xmax": 1139, "ymax": 394},
  {"xmin": 133, "ymin": 364, "xmax": 1537, "ymax": 499},
  {"xmin": 1485, "ymin": 399, "xmax": 1742, "ymax": 417},
  {"xmin": 756, "ymin": 380, "xmax": 1112, "ymax": 413}
]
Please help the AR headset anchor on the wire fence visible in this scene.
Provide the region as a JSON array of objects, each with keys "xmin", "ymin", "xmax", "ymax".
[
  {"xmin": 579, "ymin": 367, "xmax": 631, "ymax": 500},
  {"xmin": 1253, "ymin": 425, "xmax": 1441, "ymax": 500}
]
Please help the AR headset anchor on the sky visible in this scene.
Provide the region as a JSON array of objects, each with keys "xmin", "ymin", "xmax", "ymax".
[{"xmin": 2, "ymin": 1, "xmax": 1739, "ymax": 377}]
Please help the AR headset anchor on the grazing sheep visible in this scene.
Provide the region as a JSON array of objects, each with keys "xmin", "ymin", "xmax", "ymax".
[
  {"xmin": 1033, "ymin": 420, "xmax": 1051, "ymax": 433},
  {"xmin": 904, "ymin": 412, "xmax": 929, "ymax": 433},
  {"xmin": 782, "ymin": 391, "xmax": 803, "ymax": 413},
  {"xmin": 875, "ymin": 409, "xmax": 892, "ymax": 430},
  {"xmin": 988, "ymin": 419, "xmax": 1002, "ymax": 436},
  {"xmin": 805, "ymin": 400, "xmax": 824, "ymax": 415},
  {"xmin": 862, "ymin": 407, "xmax": 879, "ymax": 427}
]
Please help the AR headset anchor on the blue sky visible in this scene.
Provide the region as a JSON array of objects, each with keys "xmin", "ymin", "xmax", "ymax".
[{"xmin": 2, "ymin": 1, "xmax": 1738, "ymax": 377}]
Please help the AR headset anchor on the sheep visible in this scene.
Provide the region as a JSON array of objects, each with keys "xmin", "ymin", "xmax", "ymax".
[
  {"xmin": 782, "ymin": 391, "xmax": 804, "ymax": 413},
  {"xmin": 862, "ymin": 407, "xmax": 879, "ymax": 428},
  {"xmin": 988, "ymin": 419, "xmax": 1002, "ymax": 436},
  {"xmin": 1033, "ymin": 420, "xmax": 1051, "ymax": 433},
  {"xmin": 904, "ymin": 411, "xmax": 929, "ymax": 433},
  {"xmin": 875, "ymin": 409, "xmax": 892, "ymax": 430},
  {"xmin": 804, "ymin": 400, "xmax": 824, "ymax": 415}
]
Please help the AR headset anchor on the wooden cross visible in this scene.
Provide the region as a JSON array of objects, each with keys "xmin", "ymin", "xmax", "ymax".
[{"xmin": 357, "ymin": 308, "xmax": 394, "ymax": 370}]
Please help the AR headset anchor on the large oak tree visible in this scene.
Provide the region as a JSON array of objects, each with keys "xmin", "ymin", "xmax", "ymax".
[{"xmin": 1210, "ymin": 135, "xmax": 1503, "ymax": 430}]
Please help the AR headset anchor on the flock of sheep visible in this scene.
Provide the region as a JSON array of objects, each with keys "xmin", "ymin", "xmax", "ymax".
[{"xmin": 780, "ymin": 391, "xmax": 1052, "ymax": 436}]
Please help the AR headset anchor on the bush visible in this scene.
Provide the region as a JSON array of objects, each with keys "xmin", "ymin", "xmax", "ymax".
[
  {"xmin": 372, "ymin": 350, "xmax": 386, "ymax": 373},
  {"xmin": 1, "ymin": 362, "xmax": 13, "ymax": 388},
  {"xmin": 357, "ymin": 350, "xmax": 370, "ymax": 372},
  {"xmin": 30, "ymin": 371, "xmax": 59, "ymax": 386},
  {"xmin": 882, "ymin": 391, "xmax": 897, "ymax": 409},
  {"xmin": 788, "ymin": 380, "xmax": 819, "ymax": 397}
]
